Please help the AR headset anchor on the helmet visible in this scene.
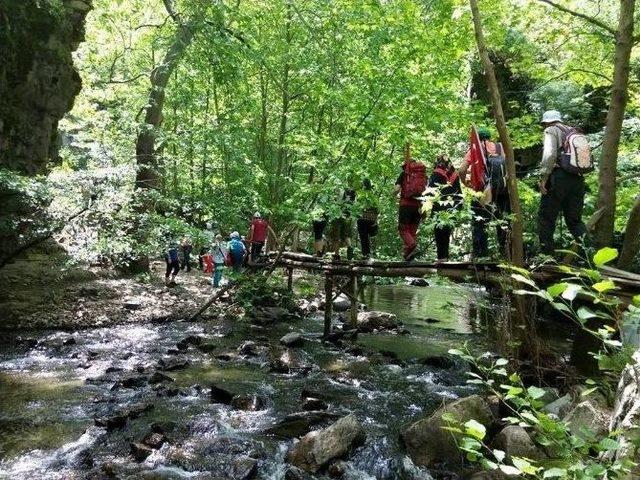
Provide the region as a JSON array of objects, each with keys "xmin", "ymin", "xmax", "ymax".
[
  {"xmin": 477, "ymin": 128, "xmax": 491, "ymax": 141},
  {"xmin": 231, "ymin": 231, "xmax": 240, "ymax": 239},
  {"xmin": 541, "ymin": 110, "xmax": 562, "ymax": 124},
  {"xmin": 254, "ymin": 212, "xmax": 261, "ymax": 218}
]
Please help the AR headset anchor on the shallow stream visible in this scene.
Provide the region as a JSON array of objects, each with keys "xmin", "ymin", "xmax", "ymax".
[{"xmin": 0, "ymin": 281, "xmax": 494, "ymax": 479}]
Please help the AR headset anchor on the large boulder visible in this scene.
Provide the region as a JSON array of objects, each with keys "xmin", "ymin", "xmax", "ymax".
[
  {"xmin": 332, "ymin": 294, "xmax": 351, "ymax": 312},
  {"xmin": 491, "ymin": 425, "xmax": 544, "ymax": 461},
  {"xmin": 356, "ymin": 311, "xmax": 398, "ymax": 332},
  {"xmin": 286, "ymin": 415, "xmax": 365, "ymax": 472},
  {"xmin": 281, "ymin": 332, "xmax": 304, "ymax": 347},
  {"xmin": 564, "ymin": 400, "xmax": 610, "ymax": 440},
  {"xmin": 401, "ymin": 395, "xmax": 494, "ymax": 468}
]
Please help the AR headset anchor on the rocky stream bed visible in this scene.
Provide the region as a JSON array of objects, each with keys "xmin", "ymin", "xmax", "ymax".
[{"xmin": 0, "ymin": 279, "xmax": 610, "ymax": 480}]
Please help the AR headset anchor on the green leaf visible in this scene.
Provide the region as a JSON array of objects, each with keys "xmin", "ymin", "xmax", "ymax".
[
  {"xmin": 597, "ymin": 438, "xmax": 620, "ymax": 451},
  {"xmin": 520, "ymin": 411, "xmax": 540, "ymax": 425},
  {"xmin": 499, "ymin": 465, "xmax": 522, "ymax": 476},
  {"xmin": 493, "ymin": 449, "xmax": 506, "ymax": 462},
  {"xmin": 543, "ymin": 468, "xmax": 567, "ymax": 478},
  {"xmin": 577, "ymin": 307, "xmax": 598, "ymax": 321},
  {"xmin": 495, "ymin": 358, "xmax": 509, "ymax": 366},
  {"xmin": 561, "ymin": 284, "xmax": 581, "ymax": 301},
  {"xmin": 593, "ymin": 247, "xmax": 618, "ymax": 266},
  {"xmin": 512, "ymin": 457, "xmax": 538, "ymax": 475},
  {"xmin": 511, "ymin": 273, "xmax": 536, "ymax": 288},
  {"xmin": 527, "ymin": 386, "xmax": 546, "ymax": 400},
  {"xmin": 592, "ymin": 279, "xmax": 616, "ymax": 293},
  {"xmin": 633, "ymin": 295, "xmax": 640, "ymax": 307},
  {"xmin": 464, "ymin": 419, "xmax": 486, "ymax": 440},
  {"xmin": 546, "ymin": 282, "xmax": 568, "ymax": 297}
]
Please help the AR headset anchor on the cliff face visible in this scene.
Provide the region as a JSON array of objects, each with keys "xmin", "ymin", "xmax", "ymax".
[{"xmin": 0, "ymin": 0, "xmax": 92, "ymax": 175}]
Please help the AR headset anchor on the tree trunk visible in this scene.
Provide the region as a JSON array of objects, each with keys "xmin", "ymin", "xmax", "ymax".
[
  {"xmin": 618, "ymin": 195, "xmax": 640, "ymax": 270},
  {"xmin": 593, "ymin": 0, "xmax": 635, "ymax": 247},
  {"xmin": 135, "ymin": 22, "xmax": 195, "ymax": 190},
  {"xmin": 468, "ymin": 0, "xmax": 524, "ymax": 267}
]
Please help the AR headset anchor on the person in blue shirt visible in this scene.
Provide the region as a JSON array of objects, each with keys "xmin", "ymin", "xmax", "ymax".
[
  {"xmin": 164, "ymin": 241, "xmax": 180, "ymax": 285},
  {"xmin": 228, "ymin": 231, "xmax": 247, "ymax": 272}
]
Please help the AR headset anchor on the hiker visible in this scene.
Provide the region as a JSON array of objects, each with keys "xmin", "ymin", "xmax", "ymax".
[
  {"xmin": 327, "ymin": 187, "xmax": 356, "ymax": 260},
  {"xmin": 537, "ymin": 110, "xmax": 591, "ymax": 254},
  {"xmin": 356, "ymin": 178, "xmax": 379, "ymax": 260},
  {"xmin": 180, "ymin": 237, "xmax": 192, "ymax": 272},
  {"xmin": 427, "ymin": 154, "xmax": 462, "ymax": 261},
  {"xmin": 228, "ymin": 231, "xmax": 247, "ymax": 272},
  {"xmin": 248, "ymin": 212, "xmax": 277, "ymax": 262},
  {"xmin": 311, "ymin": 193, "xmax": 330, "ymax": 257},
  {"xmin": 312, "ymin": 212, "xmax": 328, "ymax": 257},
  {"xmin": 395, "ymin": 143, "xmax": 427, "ymax": 261},
  {"xmin": 211, "ymin": 234, "xmax": 228, "ymax": 287},
  {"xmin": 459, "ymin": 127, "xmax": 510, "ymax": 259},
  {"xmin": 164, "ymin": 241, "xmax": 180, "ymax": 285}
]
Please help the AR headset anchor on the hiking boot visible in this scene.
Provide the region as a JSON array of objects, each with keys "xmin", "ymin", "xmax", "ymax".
[{"xmin": 404, "ymin": 245, "xmax": 419, "ymax": 262}]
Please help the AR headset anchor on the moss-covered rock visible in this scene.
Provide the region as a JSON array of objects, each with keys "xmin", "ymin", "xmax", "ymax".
[{"xmin": 0, "ymin": 0, "xmax": 92, "ymax": 174}]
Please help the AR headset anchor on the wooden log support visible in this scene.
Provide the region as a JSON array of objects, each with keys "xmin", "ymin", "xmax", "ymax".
[
  {"xmin": 349, "ymin": 274, "xmax": 358, "ymax": 329},
  {"xmin": 287, "ymin": 267, "xmax": 293, "ymax": 291},
  {"xmin": 324, "ymin": 273, "xmax": 334, "ymax": 338}
]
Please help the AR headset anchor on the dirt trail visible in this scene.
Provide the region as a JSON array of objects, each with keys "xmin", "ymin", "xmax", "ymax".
[{"xmin": 0, "ymin": 246, "xmax": 214, "ymax": 331}]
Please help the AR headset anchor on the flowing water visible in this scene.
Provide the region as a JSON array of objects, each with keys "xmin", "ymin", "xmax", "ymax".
[{"xmin": 0, "ymin": 281, "xmax": 492, "ymax": 480}]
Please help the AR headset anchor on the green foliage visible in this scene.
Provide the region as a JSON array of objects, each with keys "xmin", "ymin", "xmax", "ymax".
[
  {"xmin": 234, "ymin": 274, "xmax": 297, "ymax": 312},
  {"xmin": 447, "ymin": 346, "xmax": 635, "ymax": 479}
]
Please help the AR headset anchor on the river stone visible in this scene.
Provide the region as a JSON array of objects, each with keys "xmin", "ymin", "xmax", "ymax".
[
  {"xmin": 197, "ymin": 342, "xmax": 218, "ymax": 353},
  {"xmin": 143, "ymin": 432, "xmax": 166, "ymax": 449},
  {"xmin": 167, "ymin": 447, "xmax": 257, "ymax": 479},
  {"xmin": 266, "ymin": 411, "xmax": 340, "ymax": 438},
  {"xmin": 407, "ymin": 278, "xmax": 429, "ymax": 287},
  {"xmin": 543, "ymin": 393, "xmax": 572, "ymax": 418},
  {"xmin": 356, "ymin": 311, "xmax": 398, "ymax": 332},
  {"xmin": 281, "ymin": 332, "xmax": 304, "ymax": 347},
  {"xmin": 285, "ymin": 466, "xmax": 315, "ymax": 480},
  {"xmin": 302, "ymin": 397, "xmax": 328, "ymax": 411},
  {"xmin": 401, "ymin": 395, "xmax": 494, "ymax": 468},
  {"xmin": 124, "ymin": 299, "xmax": 143, "ymax": 310},
  {"xmin": 286, "ymin": 414, "xmax": 365, "ymax": 473},
  {"xmin": 177, "ymin": 335, "xmax": 203, "ymax": 350},
  {"xmin": 418, "ymin": 355, "xmax": 456, "ymax": 369},
  {"xmin": 238, "ymin": 340, "xmax": 259, "ymax": 356},
  {"xmin": 564, "ymin": 400, "xmax": 610, "ymax": 439},
  {"xmin": 210, "ymin": 385, "xmax": 235, "ymax": 404},
  {"xmin": 333, "ymin": 295, "xmax": 351, "ymax": 312},
  {"xmin": 492, "ymin": 425, "xmax": 543, "ymax": 461},
  {"xmin": 398, "ymin": 456, "xmax": 435, "ymax": 480},
  {"xmin": 231, "ymin": 394, "xmax": 265, "ymax": 411},
  {"xmin": 158, "ymin": 356, "xmax": 190, "ymax": 371},
  {"xmin": 149, "ymin": 371, "xmax": 174, "ymax": 384},
  {"xmin": 130, "ymin": 441, "xmax": 153, "ymax": 461},
  {"xmin": 121, "ymin": 374, "xmax": 149, "ymax": 389}
]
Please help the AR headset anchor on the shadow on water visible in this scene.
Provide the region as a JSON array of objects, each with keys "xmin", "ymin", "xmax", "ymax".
[{"xmin": 0, "ymin": 279, "xmax": 504, "ymax": 479}]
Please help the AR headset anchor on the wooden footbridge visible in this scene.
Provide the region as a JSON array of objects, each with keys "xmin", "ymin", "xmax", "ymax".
[{"xmin": 269, "ymin": 252, "xmax": 640, "ymax": 337}]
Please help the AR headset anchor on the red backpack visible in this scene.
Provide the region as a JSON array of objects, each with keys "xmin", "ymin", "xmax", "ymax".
[{"xmin": 401, "ymin": 161, "xmax": 427, "ymax": 199}]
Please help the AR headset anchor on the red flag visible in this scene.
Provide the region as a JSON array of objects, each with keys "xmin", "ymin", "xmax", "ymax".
[{"xmin": 469, "ymin": 126, "xmax": 487, "ymax": 192}]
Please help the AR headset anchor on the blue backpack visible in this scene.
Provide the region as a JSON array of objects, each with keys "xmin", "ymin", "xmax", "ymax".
[{"xmin": 166, "ymin": 247, "xmax": 179, "ymax": 263}]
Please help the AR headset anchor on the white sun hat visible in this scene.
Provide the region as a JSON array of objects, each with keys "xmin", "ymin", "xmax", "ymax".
[{"xmin": 541, "ymin": 110, "xmax": 562, "ymax": 124}]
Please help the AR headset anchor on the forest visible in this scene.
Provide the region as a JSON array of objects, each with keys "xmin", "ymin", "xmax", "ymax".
[{"xmin": 0, "ymin": 0, "xmax": 639, "ymax": 479}]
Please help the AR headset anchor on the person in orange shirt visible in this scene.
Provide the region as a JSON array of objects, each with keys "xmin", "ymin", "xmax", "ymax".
[{"xmin": 459, "ymin": 128, "xmax": 510, "ymax": 259}]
